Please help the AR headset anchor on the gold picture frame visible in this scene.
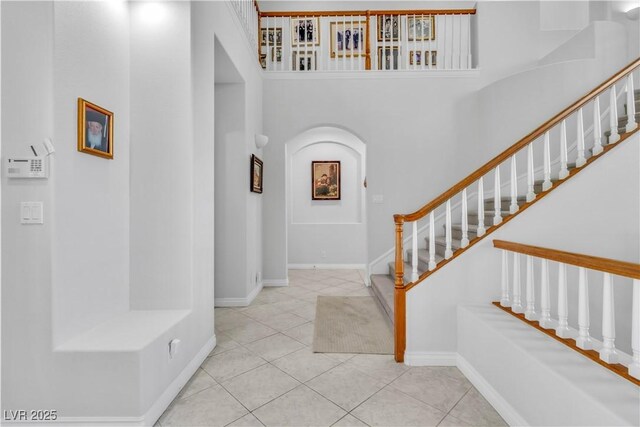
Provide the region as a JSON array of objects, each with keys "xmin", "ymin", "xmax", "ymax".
[
  {"xmin": 77, "ymin": 98, "xmax": 114, "ymax": 159},
  {"xmin": 407, "ymin": 16, "xmax": 436, "ymax": 41},
  {"xmin": 409, "ymin": 50, "xmax": 437, "ymax": 67},
  {"xmin": 291, "ymin": 18, "xmax": 320, "ymax": 46},
  {"xmin": 377, "ymin": 46, "xmax": 400, "ymax": 70},
  {"xmin": 312, "ymin": 161, "xmax": 341, "ymax": 200},
  {"xmin": 330, "ymin": 21, "xmax": 367, "ymax": 58},
  {"xmin": 377, "ymin": 15, "xmax": 399, "ymax": 42},
  {"xmin": 292, "ymin": 51, "xmax": 317, "ymax": 71},
  {"xmin": 251, "ymin": 154, "xmax": 263, "ymax": 193},
  {"xmin": 261, "ymin": 28, "xmax": 282, "ymax": 46}
]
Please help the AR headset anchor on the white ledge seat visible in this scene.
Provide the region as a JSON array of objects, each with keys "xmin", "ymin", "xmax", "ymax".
[{"xmin": 56, "ymin": 310, "xmax": 191, "ymax": 352}]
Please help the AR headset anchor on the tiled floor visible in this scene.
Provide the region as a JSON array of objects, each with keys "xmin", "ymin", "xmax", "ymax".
[{"xmin": 158, "ymin": 269, "xmax": 506, "ymax": 427}]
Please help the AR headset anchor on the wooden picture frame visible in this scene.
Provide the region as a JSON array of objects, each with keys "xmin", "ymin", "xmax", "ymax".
[
  {"xmin": 261, "ymin": 28, "xmax": 282, "ymax": 46},
  {"xmin": 77, "ymin": 98, "xmax": 114, "ymax": 159},
  {"xmin": 409, "ymin": 50, "xmax": 437, "ymax": 67},
  {"xmin": 377, "ymin": 46, "xmax": 400, "ymax": 70},
  {"xmin": 330, "ymin": 21, "xmax": 367, "ymax": 58},
  {"xmin": 377, "ymin": 15, "xmax": 399, "ymax": 42},
  {"xmin": 312, "ymin": 161, "xmax": 341, "ymax": 200},
  {"xmin": 291, "ymin": 17, "xmax": 320, "ymax": 46},
  {"xmin": 251, "ymin": 154, "xmax": 263, "ymax": 193},
  {"xmin": 292, "ymin": 51, "xmax": 317, "ymax": 71},
  {"xmin": 407, "ymin": 15, "xmax": 436, "ymax": 41}
]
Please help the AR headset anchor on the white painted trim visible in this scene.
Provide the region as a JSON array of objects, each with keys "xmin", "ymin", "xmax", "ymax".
[
  {"xmin": 214, "ymin": 281, "xmax": 263, "ymax": 307},
  {"xmin": 404, "ymin": 351, "xmax": 457, "ymax": 366},
  {"xmin": 456, "ymin": 354, "xmax": 529, "ymax": 427},
  {"xmin": 49, "ymin": 336, "xmax": 217, "ymax": 426},
  {"xmin": 263, "ymin": 278, "xmax": 289, "ymax": 287},
  {"xmin": 263, "ymin": 69, "xmax": 480, "ymax": 80},
  {"xmin": 288, "ymin": 263, "xmax": 367, "ymax": 270}
]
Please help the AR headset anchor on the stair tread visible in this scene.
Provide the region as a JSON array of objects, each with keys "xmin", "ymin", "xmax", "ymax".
[
  {"xmin": 406, "ymin": 248, "xmax": 445, "ymax": 264},
  {"xmin": 388, "ymin": 261, "xmax": 427, "ymax": 283}
]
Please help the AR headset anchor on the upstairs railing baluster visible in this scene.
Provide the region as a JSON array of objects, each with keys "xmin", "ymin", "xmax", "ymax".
[
  {"xmin": 525, "ymin": 255, "xmax": 536, "ymax": 320},
  {"xmin": 509, "ymin": 155, "xmax": 518, "ymax": 214},
  {"xmin": 576, "ymin": 267, "xmax": 593, "ymax": 350},
  {"xmin": 428, "ymin": 211, "xmax": 436, "ymax": 270},
  {"xmin": 493, "ymin": 166, "xmax": 502, "ymax": 225},
  {"xmin": 411, "ymin": 221, "xmax": 418, "ymax": 281},
  {"xmin": 631, "ymin": 279, "xmax": 640, "ymax": 380},
  {"xmin": 477, "ymin": 177, "xmax": 486, "ymax": 237},
  {"xmin": 593, "ymin": 95, "xmax": 603, "ymax": 156},
  {"xmin": 526, "ymin": 143, "xmax": 536, "ymax": 202},
  {"xmin": 512, "ymin": 253, "xmax": 523, "ymax": 313},
  {"xmin": 559, "ymin": 120, "xmax": 569, "ymax": 180},
  {"xmin": 627, "ymin": 73, "xmax": 638, "ymax": 132},
  {"xmin": 539, "ymin": 259, "xmax": 552, "ymax": 328},
  {"xmin": 556, "ymin": 262, "xmax": 571, "ymax": 338},
  {"xmin": 600, "ymin": 273, "xmax": 618, "ymax": 363},
  {"xmin": 576, "ymin": 108, "xmax": 587, "ymax": 167},
  {"xmin": 461, "ymin": 188, "xmax": 469, "ymax": 248},
  {"xmin": 500, "ymin": 250, "xmax": 510, "ymax": 307},
  {"xmin": 445, "ymin": 199, "xmax": 453, "ymax": 259},
  {"xmin": 609, "ymin": 83, "xmax": 621, "ymax": 144},
  {"xmin": 542, "ymin": 131, "xmax": 552, "ymax": 191}
]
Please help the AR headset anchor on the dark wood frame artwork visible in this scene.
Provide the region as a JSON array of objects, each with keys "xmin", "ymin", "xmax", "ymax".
[
  {"xmin": 250, "ymin": 154, "xmax": 263, "ymax": 194},
  {"xmin": 311, "ymin": 160, "xmax": 341, "ymax": 200}
]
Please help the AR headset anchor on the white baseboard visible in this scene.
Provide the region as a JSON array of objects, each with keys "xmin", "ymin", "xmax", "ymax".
[
  {"xmin": 263, "ymin": 278, "xmax": 289, "ymax": 287},
  {"xmin": 214, "ymin": 281, "xmax": 263, "ymax": 307},
  {"xmin": 288, "ymin": 263, "xmax": 366, "ymax": 270},
  {"xmin": 456, "ymin": 354, "xmax": 528, "ymax": 427},
  {"xmin": 404, "ymin": 351, "xmax": 457, "ymax": 366},
  {"xmin": 51, "ymin": 335, "xmax": 217, "ymax": 426}
]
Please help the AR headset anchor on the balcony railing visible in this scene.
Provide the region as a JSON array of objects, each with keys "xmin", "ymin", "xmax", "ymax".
[{"xmin": 259, "ymin": 9, "xmax": 476, "ymax": 72}]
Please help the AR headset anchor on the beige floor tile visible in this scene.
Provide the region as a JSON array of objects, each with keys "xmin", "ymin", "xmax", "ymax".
[
  {"xmin": 448, "ymin": 387, "xmax": 507, "ymax": 426},
  {"xmin": 176, "ymin": 368, "xmax": 217, "ymax": 400},
  {"xmin": 244, "ymin": 333, "xmax": 305, "ymax": 361},
  {"xmin": 344, "ymin": 288, "xmax": 373, "ymax": 297},
  {"xmin": 239, "ymin": 304, "xmax": 285, "ymax": 321},
  {"xmin": 271, "ymin": 347, "xmax": 341, "ymax": 382},
  {"xmin": 222, "ymin": 364, "xmax": 300, "ymax": 411},
  {"xmin": 336, "ymin": 281, "xmax": 366, "ymax": 291},
  {"xmin": 210, "ymin": 332, "xmax": 240, "ymax": 356},
  {"xmin": 306, "ymin": 364, "xmax": 386, "ymax": 411},
  {"xmin": 323, "ymin": 352, "xmax": 358, "ymax": 363},
  {"xmin": 252, "ymin": 385, "xmax": 346, "ymax": 427},
  {"xmin": 318, "ymin": 286, "xmax": 356, "ymax": 296},
  {"xmin": 251, "ymin": 290, "xmax": 291, "ymax": 305},
  {"xmin": 224, "ymin": 321, "xmax": 278, "ymax": 344},
  {"xmin": 282, "ymin": 321, "xmax": 315, "ymax": 345},
  {"xmin": 331, "ymin": 414, "xmax": 369, "ymax": 427},
  {"xmin": 351, "ymin": 387, "xmax": 446, "ymax": 427},
  {"xmin": 227, "ymin": 413, "xmax": 265, "ymax": 426},
  {"xmin": 159, "ymin": 384, "xmax": 248, "ymax": 427},
  {"xmin": 259, "ymin": 312, "xmax": 308, "ymax": 332},
  {"xmin": 216, "ymin": 311, "xmax": 255, "ymax": 332},
  {"xmin": 289, "ymin": 301, "xmax": 317, "ymax": 321},
  {"xmin": 275, "ymin": 286, "xmax": 312, "ymax": 298},
  {"xmin": 345, "ymin": 354, "xmax": 410, "ymax": 383},
  {"xmin": 201, "ymin": 347, "xmax": 267, "ymax": 382},
  {"xmin": 269, "ymin": 299, "xmax": 302, "ymax": 313},
  {"xmin": 437, "ymin": 414, "xmax": 472, "ymax": 427},
  {"xmin": 298, "ymin": 292, "xmax": 323, "ymax": 303},
  {"xmin": 297, "ymin": 281, "xmax": 335, "ymax": 291},
  {"xmin": 388, "ymin": 368, "xmax": 472, "ymax": 412}
]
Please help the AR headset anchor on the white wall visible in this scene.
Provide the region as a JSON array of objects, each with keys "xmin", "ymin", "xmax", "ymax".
[
  {"xmin": 288, "ymin": 138, "xmax": 367, "ymax": 266},
  {"xmin": 406, "ymin": 134, "xmax": 639, "ymax": 355}
]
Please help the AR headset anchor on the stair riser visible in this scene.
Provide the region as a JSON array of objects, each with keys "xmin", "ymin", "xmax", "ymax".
[{"xmin": 484, "ymin": 199, "xmax": 524, "ymax": 211}]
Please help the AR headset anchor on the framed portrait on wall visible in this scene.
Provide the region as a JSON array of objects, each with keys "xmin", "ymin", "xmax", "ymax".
[
  {"xmin": 312, "ymin": 161, "xmax": 341, "ymax": 200},
  {"xmin": 77, "ymin": 98, "xmax": 114, "ymax": 159},
  {"xmin": 377, "ymin": 15, "xmax": 399, "ymax": 42},
  {"xmin": 261, "ymin": 27, "xmax": 282, "ymax": 46},
  {"xmin": 407, "ymin": 15, "xmax": 435, "ymax": 41},
  {"xmin": 292, "ymin": 51, "xmax": 317, "ymax": 71},
  {"xmin": 291, "ymin": 18, "xmax": 320, "ymax": 46},
  {"xmin": 409, "ymin": 50, "xmax": 437, "ymax": 67},
  {"xmin": 330, "ymin": 21, "xmax": 367, "ymax": 58},
  {"xmin": 377, "ymin": 46, "xmax": 399, "ymax": 70},
  {"xmin": 251, "ymin": 154, "xmax": 263, "ymax": 193}
]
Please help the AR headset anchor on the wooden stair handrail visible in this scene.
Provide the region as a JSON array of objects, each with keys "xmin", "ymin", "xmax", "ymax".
[
  {"xmin": 395, "ymin": 57, "xmax": 640, "ymax": 223},
  {"xmin": 494, "ymin": 240, "xmax": 640, "ymax": 280},
  {"xmin": 259, "ymin": 9, "xmax": 476, "ymax": 18}
]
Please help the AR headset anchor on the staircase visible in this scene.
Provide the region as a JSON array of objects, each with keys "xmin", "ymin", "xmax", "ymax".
[{"xmin": 369, "ymin": 58, "xmax": 640, "ymax": 364}]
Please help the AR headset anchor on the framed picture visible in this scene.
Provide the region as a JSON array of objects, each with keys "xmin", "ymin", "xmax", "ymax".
[
  {"xmin": 312, "ymin": 161, "xmax": 341, "ymax": 200},
  {"xmin": 261, "ymin": 28, "xmax": 282, "ymax": 46},
  {"xmin": 251, "ymin": 154, "xmax": 263, "ymax": 193},
  {"xmin": 377, "ymin": 15, "xmax": 399, "ymax": 41},
  {"xmin": 425, "ymin": 51, "xmax": 437, "ymax": 67},
  {"xmin": 291, "ymin": 18, "xmax": 320, "ymax": 46},
  {"xmin": 409, "ymin": 50, "xmax": 422, "ymax": 66},
  {"xmin": 330, "ymin": 21, "xmax": 366, "ymax": 58},
  {"xmin": 408, "ymin": 16, "xmax": 435, "ymax": 41},
  {"xmin": 409, "ymin": 50, "xmax": 437, "ymax": 67},
  {"xmin": 271, "ymin": 46, "xmax": 282, "ymax": 62},
  {"xmin": 77, "ymin": 98, "xmax": 113, "ymax": 159},
  {"xmin": 260, "ymin": 53, "xmax": 267, "ymax": 69},
  {"xmin": 377, "ymin": 46, "xmax": 400, "ymax": 70},
  {"xmin": 292, "ymin": 51, "xmax": 317, "ymax": 71}
]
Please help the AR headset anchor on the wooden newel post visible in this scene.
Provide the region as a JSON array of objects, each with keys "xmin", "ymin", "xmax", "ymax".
[
  {"xmin": 365, "ymin": 10, "xmax": 372, "ymax": 70},
  {"xmin": 394, "ymin": 215, "xmax": 406, "ymax": 363}
]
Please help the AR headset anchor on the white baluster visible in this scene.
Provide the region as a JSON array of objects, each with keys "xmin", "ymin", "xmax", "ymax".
[
  {"xmin": 627, "ymin": 73, "xmax": 638, "ymax": 132},
  {"xmin": 559, "ymin": 120, "xmax": 570, "ymax": 180},
  {"xmin": 576, "ymin": 108, "xmax": 587, "ymax": 168},
  {"xmin": 509, "ymin": 155, "xmax": 519, "ymax": 214},
  {"xmin": 512, "ymin": 253, "xmax": 523, "ymax": 313},
  {"xmin": 576, "ymin": 267, "xmax": 593, "ymax": 350},
  {"xmin": 599, "ymin": 273, "xmax": 618, "ymax": 364},
  {"xmin": 428, "ymin": 211, "xmax": 436, "ymax": 270},
  {"xmin": 411, "ymin": 221, "xmax": 418, "ymax": 281},
  {"xmin": 493, "ymin": 166, "xmax": 502, "ymax": 225},
  {"xmin": 461, "ymin": 188, "xmax": 469, "ymax": 248},
  {"xmin": 592, "ymin": 96, "xmax": 604, "ymax": 156},
  {"xmin": 539, "ymin": 259, "xmax": 552, "ymax": 328},
  {"xmin": 556, "ymin": 263, "xmax": 571, "ymax": 338},
  {"xmin": 526, "ymin": 143, "xmax": 536, "ymax": 202},
  {"xmin": 609, "ymin": 84, "xmax": 621, "ymax": 144},
  {"xmin": 525, "ymin": 255, "xmax": 536, "ymax": 320},
  {"xmin": 476, "ymin": 177, "xmax": 486, "ymax": 237},
  {"xmin": 467, "ymin": 14, "xmax": 472, "ymax": 69},
  {"xmin": 542, "ymin": 132, "xmax": 552, "ymax": 191},
  {"xmin": 445, "ymin": 199, "xmax": 453, "ymax": 259},
  {"xmin": 500, "ymin": 250, "xmax": 510, "ymax": 307},
  {"xmin": 630, "ymin": 279, "xmax": 640, "ymax": 380}
]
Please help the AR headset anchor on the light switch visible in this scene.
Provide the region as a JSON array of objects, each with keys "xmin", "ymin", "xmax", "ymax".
[
  {"xmin": 20, "ymin": 202, "xmax": 44, "ymax": 224},
  {"xmin": 372, "ymin": 195, "xmax": 384, "ymax": 204}
]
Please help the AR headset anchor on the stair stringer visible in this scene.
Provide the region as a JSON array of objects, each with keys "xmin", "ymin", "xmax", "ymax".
[{"xmin": 405, "ymin": 134, "xmax": 639, "ymax": 357}]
